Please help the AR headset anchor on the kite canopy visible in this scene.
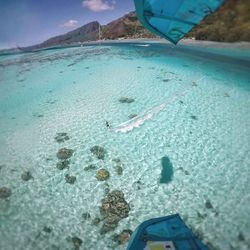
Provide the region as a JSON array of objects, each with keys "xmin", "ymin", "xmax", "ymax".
[
  {"xmin": 134, "ymin": 0, "xmax": 225, "ymax": 44},
  {"xmin": 127, "ymin": 214, "xmax": 208, "ymax": 250}
]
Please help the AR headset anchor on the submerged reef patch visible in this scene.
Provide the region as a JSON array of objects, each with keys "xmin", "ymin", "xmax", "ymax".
[
  {"xmin": 54, "ymin": 133, "xmax": 70, "ymax": 143},
  {"xmin": 100, "ymin": 190, "xmax": 130, "ymax": 233},
  {"xmin": 163, "ymin": 79, "xmax": 170, "ymax": 82},
  {"xmin": 33, "ymin": 113, "xmax": 44, "ymax": 118},
  {"xmin": 205, "ymin": 199, "xmax": 213, "ymax": 209},
  {"xmin": 190, "ymin": 115, "xmax": 198, "ymax": 120},
  {"xmin": 112, "ymin": 158, "xmax": 121, "ymax": 163},
  {"xmin": 238, "ymin": 232, "xmax": 245, "ymax": 241},
  {"xmin": 84, "ymin": 164, "xmax": 97, "ymax": 171},
  {"xmin": 90, "ymin": 146, "xmax": 106, "ymax": 160},
  {"xmin": 0, "ymin": 187, "xmax": 12, "ymax": 199},
  {"xmin": 65, "ymin": 174, "xmax": 76, "ymax": 184},
  {"xmin": 21, "ymin": 171, "xmax": 33, "ymax": 181},
  {"xmin": 113, "ymin": 229, "xmax": 133, "ymax": 245},
  {"xmin": 56, "ymin": 148, "xmax": 73, "ymax": 160},
  {"xmin": 160, "ymin": 156, "xmax": 173, "ymax": 184},
  {"xmin": 204, "ymin": 199, "xmax": 219, "ymax": 216},
  {"xmin": 119, "ymin": 97, "xmax": 135, "ymax": 103},
  {"xmin": 114, "ymin": 165, "xmax": 123, "ymax": 175},
  {"xmin": 82, "ymin": 213, "xmax": 91, "ymax": 221},
  {"xmin": 112, "ymin": 158, "xmax": 123, "ymax": 175},
  {"xmin": 56, "ymin": 160, "xmax": 70, "ymax": 170},
  {"xmin": 128, "ymin": 114, "xmax": 137, "ymax": 119},
  {"xmin": 71, "ymin": 236, "xmax": 82, "ymax": 250},
  {"xmin": 92, "ymin": 217, "xmax": 101, "ymax": 226},
  {"xmin": 43, "ymin": 226, "xmax": 52, "ymax": 233},
  {"xmin": 96, "ymin": 169, "xmax": 110, "ymax": 181}
]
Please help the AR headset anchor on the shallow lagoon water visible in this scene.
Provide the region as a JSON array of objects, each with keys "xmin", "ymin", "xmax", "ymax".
[{"xmin": 0, "ymin": 42, "xmax": 250, "ymax": 250}]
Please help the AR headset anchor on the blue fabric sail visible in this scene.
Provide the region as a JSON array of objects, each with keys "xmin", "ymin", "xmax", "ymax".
[
  {"xmin": 127, "ymin": 214, "xmax": 208, "ymax": 250},
  {"xmin": 134, "ymin": 0, "xmax": 225, "ymax": 44}
]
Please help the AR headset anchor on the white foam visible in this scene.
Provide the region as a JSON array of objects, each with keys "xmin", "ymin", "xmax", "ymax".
[
  {"xmin": 135, "ymin": 44, "xmax": 150, "ymax": 47},
  {"xmin": 114, "ymin": 86, "xmax": 193, "ymax": 133},
  {"xmin": 114, "ymin": 103, "xmax": 165, "ymax": 133}
]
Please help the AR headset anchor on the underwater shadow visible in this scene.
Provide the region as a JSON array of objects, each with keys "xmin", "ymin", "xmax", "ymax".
[{"xmin": 160, "ymin": 156, "xmax": 173, "ymax": 184}]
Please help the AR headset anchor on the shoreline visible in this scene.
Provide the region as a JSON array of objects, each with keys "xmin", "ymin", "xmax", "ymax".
[{"xmin": 1, "ymin": 38, "xmax": 250, "ymax": 56}]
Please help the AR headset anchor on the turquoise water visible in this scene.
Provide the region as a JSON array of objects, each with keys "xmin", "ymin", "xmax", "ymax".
[{"xmin": 0, "ymin": 42, "xmax": 249, "ymax": 250}]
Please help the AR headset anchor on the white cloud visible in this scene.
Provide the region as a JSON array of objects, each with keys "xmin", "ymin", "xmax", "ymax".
[
  {"xmin": 82, "ymin": 0, "xmax": 116, "ymax": 12},
  {"xmin": 60, "ymin": 19, "xmax": 79, "ymax": 28}
]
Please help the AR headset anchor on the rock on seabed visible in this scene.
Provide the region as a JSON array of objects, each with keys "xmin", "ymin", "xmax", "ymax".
[
  {"xmin": 56, "ymin": 160, "xmax": 70, "ymax": 170},
  {"xmin": 128, "ymin": 114, "xmax": 137, "ymax": 119},
  {"xmin": 114, "ymin": 229, "xmax": 133, "ymax": 245},
  {"xmin": 54, "ymin": 132, "xmax": 70, "ymax": 143},
  {"xmin": 0, "ymin": 187, "xmax": 12, "ymax": 199},
  {"xmin": 100, "ymin": 190, "xmax": 130, "ymax": 233},
  {"xmin": 119, "ymin": 97, "xmax": 135, "ymax": 103},
  {"xmin": 21, "ymin": 171, "xmax": 33, "ymax": 181},
  {"xmin": 96, "ymin": 169, "xmax": 110, "ymax": 181},
  {"xmin": 90, "ymin": 146, "xmax": 106, "ymax": 160},
  {"xmin": 65, "ymin": 174, "xmax": 76, "ymax": 184},
  {"xmin": 56, "ymin": 148, "xmax": 73, "ymax": 160}
]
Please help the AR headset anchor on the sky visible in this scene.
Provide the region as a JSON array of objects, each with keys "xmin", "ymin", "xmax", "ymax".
[{"xmin": 0, "ymin": 0, "xmax": 135, "ymax": 49}]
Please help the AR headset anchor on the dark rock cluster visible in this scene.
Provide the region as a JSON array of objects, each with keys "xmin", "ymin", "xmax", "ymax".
[
  {"xmin": 119, "ymin": 97, "xmax": 135, "ymax": 103},
  {"xmin": 128, "ymin": 114, "xmax": 137, "ymax": 119},
  {"xmin": 115, "ymin": 166, "xmax": 123, "ymax": 175},
  {"xmin": 21, "ymin": 171, "xmax": 33, "ymax": 181},
  {"xmin": 163, "ymin": 79, "xmax": 170, "ymax": 82},
  {"xmin": 65, "ymin": 174, "xmax": 76, "ymax": 184},
  {"xmin": 100, "ymin": 190, "xmax": 130, "ymax": 233},
  {"xmin": 190, "ymin": 115, "xmax": 198, "ymax": 120},
  {"xmin": 205, "ymin": 199, "xmax": 213, "ymax": 209},
  {"xmin": 43, "ymin": 226, "xmax": 52, "ymax": 233},
  {"xmin": 56, "ymin": 148, "xmax": 73, "ymax": 160},
  {"xmin": 90, "ymin": 146, "xmax": 106, "ymax": 160},
  {"xmin": 0, "ymin": 187, "xmax": 12, "ymax": 199},
  {"xmin": 71, "ymin": 236, "xmax": 82, "ymax": 250},
  {"xmin": 56, "ymin": 148, "xmax": 73, "ymax": 173},
  {"xmin": 56, "ymin": 160, "xmax": 70, "ymax": 170},
  {"xmin": 112, "ymin": 158, "xmax": 123, "ymax": 175},
  {"xmin": 92, "ymin": 217, "xmax": 101, "ymax": 226},
  {"xmin": 82, "ymin": 212, "xmax": 91, "ymax": 220},
  {"xmin": 84, "ymin": 164, "xmax": 97, "ymax": 171},
  {"xmin": 113, "ymin": 229, "xmax": 133, "ymax": 245},
  {"xmin": 54, "ymin": 133, "xmax": 70, "ymax": 143},
  {"xmin": 96, "ymin": 169, "xmax": 110, "ymax": 181},
  {"xmin": 238, "ymin": 232, "xmax": 245, "ymax": 241}
]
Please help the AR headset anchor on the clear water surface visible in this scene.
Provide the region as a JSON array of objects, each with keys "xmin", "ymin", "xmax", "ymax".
[{"xmin": 0, "ymin": 42, "xmax": 249, "ymax": 250}]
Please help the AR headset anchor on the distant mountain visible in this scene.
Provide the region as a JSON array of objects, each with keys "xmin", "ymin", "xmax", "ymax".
[
  {"xmin": 42, "ymin": 21, "xmax": 100, "ymax": 46},
  {"xmin": 101, "ymin": 11, "xmax": 155, "ymax": 40},
  {"xmin": 22, "ymin": 21, "xmax": 101, "ymax": 51},
  {"xmin": 19, "ymin": 12, "xmax": 155, "ymax": 51}
]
